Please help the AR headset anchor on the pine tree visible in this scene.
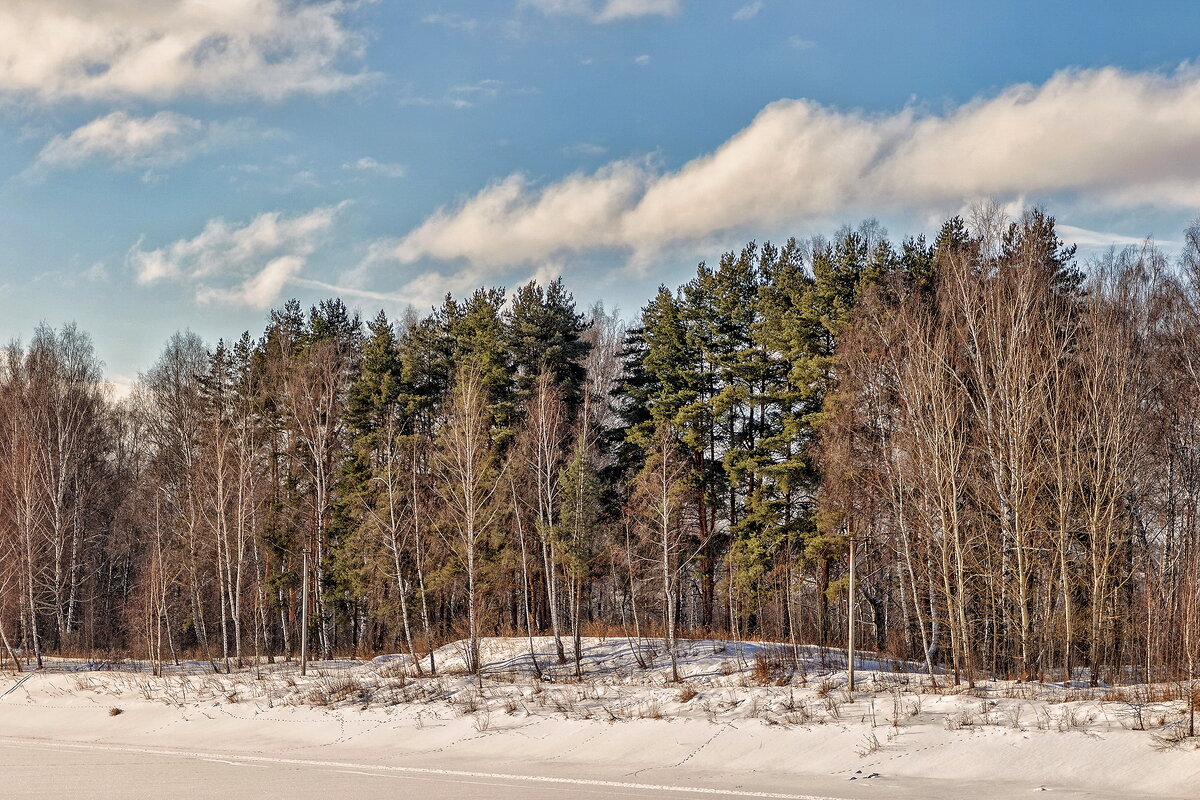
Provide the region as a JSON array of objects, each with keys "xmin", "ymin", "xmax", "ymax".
[{"xmin": 507, "ymin": 278, "xmax": 591, "ymax": 412}]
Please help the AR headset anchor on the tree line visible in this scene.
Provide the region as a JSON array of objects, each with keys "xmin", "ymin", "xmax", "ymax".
[{"xmin": 2, "ymin": 208, "xmax": 1199, "ymax": 686}]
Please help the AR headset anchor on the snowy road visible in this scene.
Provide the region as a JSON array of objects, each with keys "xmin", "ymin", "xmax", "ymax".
[{"xmin": 0, "ymin": 740, "xmax": 845, "ymax": 800}]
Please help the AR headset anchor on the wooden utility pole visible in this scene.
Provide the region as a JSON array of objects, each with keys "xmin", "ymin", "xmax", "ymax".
[
  {"xmin": 847, "ymin": 528, "xmax": 856, "ymax": 695},
  {"xmin": 300, "ymin": 547, "xmax": 309, "ymax": 677}
]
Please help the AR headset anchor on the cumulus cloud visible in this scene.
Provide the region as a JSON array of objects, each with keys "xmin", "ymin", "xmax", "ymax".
[
  {"xmin": 386, "ymin": 161, "xmax": 648, "ymax": 269},
  {"xmin": 374, "ymin": 65, "xmax": 1200, "ymax": 277},
  {"xmin": 30, "ymin": 111, "xmax": 255, "ymax": 175},
  {"xmin": 35, "ymin": 112, "xmax": 199, "ymax": 169},
  {"xmin": 521, "ymin": 0, "xmax": 682, "ymax": 23},
  {"xmin": 129, "ymin": 204, "xmax": 343, "ymax": 308},
  {"xmin": 0, "ymin": 0, "xmax": 367, "ymax": 103}
]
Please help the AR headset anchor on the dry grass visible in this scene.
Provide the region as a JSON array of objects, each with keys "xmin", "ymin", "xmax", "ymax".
[
  {"xmin": 303, "ymin": 675, "xmax": 365, "ymax": 706},
  {"xmin": 751, "ymin": 647, "xmax": 796, "ymax": 686}
]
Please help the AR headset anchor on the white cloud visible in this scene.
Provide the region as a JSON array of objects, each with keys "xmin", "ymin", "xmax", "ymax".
[
  {"xmin": 36, "ymin": 111, "xmax": 198, "ymax": 169},
  {"xmin": 595, "ymin": 0, "xmax": 681, "ymax": 20},
  {"xmin": 375, "ymin": 65, "xmax": 1200, "ymax": 277},
  {"xmin": 83, "ymin": 262, "xmax": 109, "ymax": 282},
  {"xmin": 198, "ymin": 255, "xmax": 306, "ymax": 308},
  {"xmin": 1057, "ymin": 224, "xmax": 1158, "ymax": 249},
  {"xmin": 521, "ymin": 0, "xmax": 682, "ymax": 23},
  {"xmin": 0, "ymin": 0, "xmax": 367, "ymax": 103},
  {"xmin": 398, "ymin": 93, "xmax": 473, "ymax": 110},
  {"xmin": 291, "ymin": 276, "xmax": 408, "ymax": 303},
  {"xmin": 343, "ymin": 157, "xmax": 406, "ymax": 179},
  {"xmin": 350, "ymin": 243, "xmax": 569, "ymax": 310},
  {"xmin": 386, "ymin": 161, "xmax": 648, "ymax": 269},
  {"xmin": 787, "ymin": 36, "xmax": 815, "ymax": 51},
  {"xmin": 129, "ymin": 204, "xmax": 343, "ymax": 308},
  {"xmin": 450, "ymin": 79, "xmax": 506, "ymax": 100},
  {"xmin": 561, "ymin": 142, "xmax": 608, "ymax": 157},
  {"xmin": 451, "ymin": 79, "xmax": 539, "ymax": 101},
  {"xmin": 399, "ymin": 79, "xmax": 537, "ymax": 110},
  {"xmin": 421, "ymin": 13, "xmax": 479, "ymax": 32},
  {"xmin": 30, "ymin": 111, "xmax": 254, "ymax": 174},
  {"xmin": 732, "ymin": 2, "xmax": 762, "ymax": 21},
  {"xmin": 634, "ymin": 54, "xmax": 651, "ymax": 66}
]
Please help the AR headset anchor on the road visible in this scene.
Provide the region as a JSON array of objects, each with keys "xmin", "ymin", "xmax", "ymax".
[{"xmin": 0, "ymin": 740, "xmax": 843, "ymax": 800}]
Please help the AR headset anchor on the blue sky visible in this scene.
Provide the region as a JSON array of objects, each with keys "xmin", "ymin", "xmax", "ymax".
[{"xmin": 1, "ymin": 0, "xmax": 1199, "ymax": 390}]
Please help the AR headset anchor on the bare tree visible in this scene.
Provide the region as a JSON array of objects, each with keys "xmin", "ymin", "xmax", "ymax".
[
  {"xmin": 435, "ymin": 364, "xmax": 505, "ymax": 674},
  {"xmin": 630, "ymin": 424, "xmax": 690, "ymax": 683}
]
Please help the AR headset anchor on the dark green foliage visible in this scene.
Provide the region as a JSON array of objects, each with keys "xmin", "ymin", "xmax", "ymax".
[{"xmin": 507, "ymin": 278, "xmax": 591, "ymax": 411}]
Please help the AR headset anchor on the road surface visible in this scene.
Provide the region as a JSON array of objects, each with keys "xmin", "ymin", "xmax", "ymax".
[{"xmin": 0, "ymin": 740, "xmax": 843, "ymax": 800}]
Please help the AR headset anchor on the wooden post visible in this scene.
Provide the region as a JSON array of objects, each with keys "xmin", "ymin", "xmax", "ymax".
[
  {"xmin": 848, "ymin": 529, "xmax": 856, "ymax": 695},
  {"xmin": 300, "ymin": 547, "xmax": 309, "ymax": 677}
]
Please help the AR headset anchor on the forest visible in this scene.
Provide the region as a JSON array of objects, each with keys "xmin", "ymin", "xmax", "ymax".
[{"xmin": 3, "ymin": 207, "xmax": 1200, "ymax": 687}]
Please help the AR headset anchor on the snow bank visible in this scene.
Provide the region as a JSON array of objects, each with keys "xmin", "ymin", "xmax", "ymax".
[{"xmin": 1, "ymin": 637, "xmax": 1197, "ymax": 799}]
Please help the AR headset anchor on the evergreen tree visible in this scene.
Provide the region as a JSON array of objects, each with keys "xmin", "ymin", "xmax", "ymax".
[{"xmin": 507, "ymin": 278, "xmax": 591, "ymax": 413}]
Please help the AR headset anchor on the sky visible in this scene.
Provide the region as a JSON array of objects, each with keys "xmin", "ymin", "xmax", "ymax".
[{"xmin": 2, "ymin": 0, "xmax": 1200, "ymax": 391}]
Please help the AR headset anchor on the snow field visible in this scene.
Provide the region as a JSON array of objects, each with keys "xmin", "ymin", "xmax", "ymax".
[{"xmin": 2, "ymin": 636, "xmax": 1199, "ymax": 799}]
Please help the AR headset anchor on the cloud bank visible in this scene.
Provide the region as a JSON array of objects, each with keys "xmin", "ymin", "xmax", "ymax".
[
  {"xmin": 378, "ymin": 65, "xmax": 1200, "ymax": 277},
  {"xmin": 130, "ymin": 205, "xmax": 343, "ymax": 308},
  {"xmin": 0, "ymin": 0, "xmax": 367, "ymax": 102}
]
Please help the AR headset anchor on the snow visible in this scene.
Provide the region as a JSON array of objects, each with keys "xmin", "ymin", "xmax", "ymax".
[{"xmin": 1, "ymin": 636, "xmax": 1198, "ymax": 799}]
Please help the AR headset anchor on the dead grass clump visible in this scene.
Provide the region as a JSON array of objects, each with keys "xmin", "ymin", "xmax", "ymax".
[
  {"xmin": 944, "ymin": 707, "xmax": 977, "ymax": 730},
  {"xmin": 108, "ymin": 707, "xmax": 123, "ymax": 716},
  {"xmin": 1106, "ymin": 684, "xmax": 1177, "ymax": 705},
  {"xmin": 677, "ymin": 684, "xmax": 699, "ymax": 703},
  {"xmin": 640, "ymin": 699, "xmax": 663, "ymax": 719},
  {"xmin": 751, "ymin": 647, "xmax": 795, "ymax": 686},
  {"xmin": 782, "ymin": 705, "xmax": 812, "ymax": 726},
  {"xmin": 856, "ymin": 730, "xmax": 882, "ymax": 756},
  {"xmin": 306, "ymin": 675, "xmax": 365, "ymax": 706},
  {"xmin": 558, "ymin": 691, "xmax": 580, "ymax": 715},
  {"xmin": 1150, "ymin": 721, "xmax": 1194, "ymax": 750},
  {"xmin": 998, "ymin": 684, "xmax": 1037, "ymax": 701},
  {"xmin": 377, "ymin": 661, "xmax": 410, "ymax": 683}
]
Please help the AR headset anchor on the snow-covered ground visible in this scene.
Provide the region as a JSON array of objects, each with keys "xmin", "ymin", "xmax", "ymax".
[{"xmin": 1, "ymin": 636, "xmax": 1198, "ymax": 799}]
